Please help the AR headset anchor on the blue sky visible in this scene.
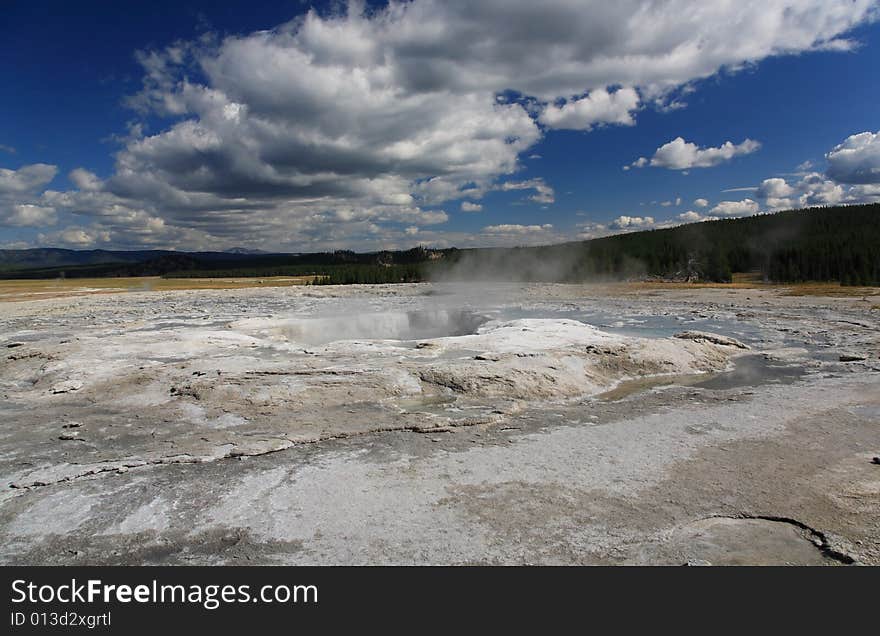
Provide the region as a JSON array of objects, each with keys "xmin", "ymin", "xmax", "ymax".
[{"xmin": 2, "ymin": 1, "xmax": 879, "ymax": 251}]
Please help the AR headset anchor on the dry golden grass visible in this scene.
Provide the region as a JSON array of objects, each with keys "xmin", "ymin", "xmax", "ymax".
[
  {"xmin": 622, "ymin": 281, "xmax": 758, "ymax": 291},
  {"xmin": 602, "ymin": 272, "xmax": 760, "ymax": 293},
  {"xmin": 621, "ymin": 272, "xmax": 880, "ymax": 297},
  {"xmin": 0, "ymin": 276, "xmax": 318, "ymax": 303},
  {"xmin": 778, "ymin": 283, "xmax": 880, "ymax": 297},
  {"xmin": 625, "ymin": 282, "xmax": 879, "ymax": 297}
]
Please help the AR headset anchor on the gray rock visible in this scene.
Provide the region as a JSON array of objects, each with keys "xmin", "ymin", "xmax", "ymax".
[
  {"xmin": 51, "ymin": 380, "xmax": 83, "ymax": 394},
  {"xmin": 839, "ymin": 354, "xmax": 868, "ymax": 362},
  {"xmin": 673, "ymin": 331, "xmax": 750, "ymax": 350},
  {"xmin": 683, "ymin": 559, "xmax": 713, "ymax": 566}
]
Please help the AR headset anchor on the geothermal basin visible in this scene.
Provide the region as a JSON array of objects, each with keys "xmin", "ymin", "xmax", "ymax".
[{"xmin": 0, "ymin": 282, "xmax": 878, "ymax": 565}]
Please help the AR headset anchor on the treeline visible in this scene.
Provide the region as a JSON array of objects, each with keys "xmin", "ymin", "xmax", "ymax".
[
  {"xmin": 601, "ymin": 203, "xmax": 880, "ymax": 284},
  {"xmin": 167, "ymin": 263, "xmax": 424, "ymax": 284},
  {"xmin": 428, "ymin": 203, "xmax": 879, "ymax": 285},
  {"xmin": 313, "ymin": 264, "xmax": 424, "ymax": 284},
  {"xmin": 1, "ymin": 203, "xmax": 877, "ymax": 285},
  {"xmin": 0, "ymin": 246, "xmax": 445, "ymax": 280}
]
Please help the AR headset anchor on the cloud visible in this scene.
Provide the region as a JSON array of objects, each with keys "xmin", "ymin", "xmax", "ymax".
[
  {"xmin": 483, "ymin": 223, "xmax": 552, "ymax": 233},
  {"xmin": 623, "ymin": 157, "xmax": 648, "ymax": 171},
  {"xmin": 706, "ymin": 170, "xmax": 873, "ymax": 219},
  {"xmin": 0, "ymin": 164, "xmax": 57, "ymax": 195},
  {"xmin": 632, "ymin": 137, "xmax": 761, "ymax": 170},
  {"xmin": 708, "ymin": 199, "xmax": 760, "ymax": 216},
  {"xmin": 460, "ymin": 201, "xmax": 483, "ymax": 212},
  {"xmin": 574, "ymin": 220, "xmax": 608, "ymax": 239},
  {"xmin": 753, "ymin": 172, "xmax": 851, "ymax": 209},
  {"xmin": 755, "ymin": 177, "xmax": 796, "ymax": 209},
  {"xmin": 678, "ymin": 210, "xmax": 705, "ymax": 223},
  {"xmin": 0, "ymin": 144, "xmax": 15, "ymax": 154},
  {"xmin": 693, "ymin": 198, "xmax": 708, "ymax": 208},
  {"xmin": 582, "ymin": 213, "xmax": 684, "ymax": 236},
  {"xmin": 498, "ymin": 178, "xmax": 556, "ymax": 204},
  {"xmin": 5, "ymin": 0, "xmax": 877, "ymax": 249},
  {"xmin": 38, "ymin": 226, "xmax": 112, "ymax": 248},
  {"xmin": 474, "ymin": 223, "xmax": 559, "ymax": 246},
  {"xmin": 69, "ymin": 168, "xmax": 103, "ymax": 192},
  {"xmin": 1, "ymin": 204, "xmax": 57, "ymax": 227},
  {"xmin": 539, "ymin": 87, "xmax": 640, "ymax": 131},
  {"xmin": 0, "ymin": 164, "xmax": 60, "ymax": 228},
  {"xmin": 611, "ymin": 215, "xmax": 655, "ymax": 229},
  {"xmin": 757, "ymin": 179, "xmax": 794, "ymax": 198},
  {"xmin": 825, "ymin": 130, "xmax": 880, "ymax": 184}
]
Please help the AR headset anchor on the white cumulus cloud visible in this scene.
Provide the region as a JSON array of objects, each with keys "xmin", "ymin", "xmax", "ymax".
[
  {"xmin": 0, "ymin": 164, "xmax": 57, "ymax": 195},
  {"xmin": 708, "ymin": 199, "xmax": 761, "ymax": 216},
  {"xmin": 611, "ymin": 215, "xmax": 655, "ymax": 229},
  {"xmin": 677, "ymin": 210, "xmax": 705, "ymax": 223},
  {"xmin": 0, "ymin": 164, "xmax": 60, "ymax": 228},
  {"xmin": 633, "ymin": 137, "xmax": 761, "ymax": 170},
  {"xmin": 2, "ymin": 204, "xmax": 57, "ymax": 228},
  {"xmin": 539, "ymin": 87, "xmax": 640, "ymax": 131},
  {"xmin": 825, "ymin": 130, "xmax": 880, "ymax": 184}
]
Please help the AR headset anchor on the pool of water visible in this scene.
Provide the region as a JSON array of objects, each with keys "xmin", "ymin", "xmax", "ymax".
[
  {"xmin": 489, "ymin": 305, "xmax": 767, "ymax": 345},
  {"xmin": 598, "ymin": 354, "xmax": 809, "ymax": 401}
]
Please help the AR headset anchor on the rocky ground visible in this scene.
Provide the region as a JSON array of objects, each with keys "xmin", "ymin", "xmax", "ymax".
[{"xmin": 0, "ymin": 282, "xmax": 878, "ymax": 565}]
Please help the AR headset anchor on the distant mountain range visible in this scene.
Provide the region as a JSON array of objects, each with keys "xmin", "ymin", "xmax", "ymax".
[
  {"xmin": 0, "ymin": 248, "xmax": 280, "ymax": 273},
  {"xmin": 223, "ymin": 247, "xmax": 272, "ymax": 255},
  {"xmin": 0, "ymin": 245, "xmax": 444, "ymax": 279}
]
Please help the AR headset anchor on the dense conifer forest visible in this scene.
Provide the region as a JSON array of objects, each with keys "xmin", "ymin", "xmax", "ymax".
[{"xmin": 461, "ymin": 203, "xmax": 880, "ymax": 285}]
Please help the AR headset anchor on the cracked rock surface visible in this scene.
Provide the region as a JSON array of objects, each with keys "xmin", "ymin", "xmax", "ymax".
[{"xmin": 0, "ymin": 282, "xmax": 878, "ymax": 564}]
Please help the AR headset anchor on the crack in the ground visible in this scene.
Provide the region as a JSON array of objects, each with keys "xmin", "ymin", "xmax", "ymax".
[{"xmin": 711, "ymin": 514, "xmax": 856, "ymax": 565}]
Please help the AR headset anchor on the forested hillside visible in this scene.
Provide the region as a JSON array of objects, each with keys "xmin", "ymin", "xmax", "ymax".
[{"xmin": 452, "ymin": 203, "xmax": 879, "ymax": 285}]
